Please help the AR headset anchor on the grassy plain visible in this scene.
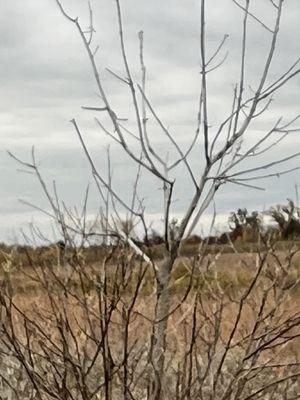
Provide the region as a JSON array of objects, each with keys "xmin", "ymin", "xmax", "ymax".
[{"xmin": 1, "ymin": 243, "xmax": 300, "ymax": 398}]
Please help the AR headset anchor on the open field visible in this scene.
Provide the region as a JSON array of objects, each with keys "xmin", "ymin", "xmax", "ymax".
[
  {"xmin": 2, "ymin": 243, "xmax": 300, "ymax": 293},
  {"xmin": 1, "ymin": 244, "xmax": 300, "ymax": 399}
]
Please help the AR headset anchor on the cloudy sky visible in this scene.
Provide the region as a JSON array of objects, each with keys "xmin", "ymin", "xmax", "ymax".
[{"xmin": 1, "ymin": 0, "xmax": 300, "ymax": 243}]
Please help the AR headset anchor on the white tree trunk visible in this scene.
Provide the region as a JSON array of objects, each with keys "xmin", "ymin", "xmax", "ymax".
[{"xmin": 150, "ymin": 254, "xmax": 175, "ymax": 400}]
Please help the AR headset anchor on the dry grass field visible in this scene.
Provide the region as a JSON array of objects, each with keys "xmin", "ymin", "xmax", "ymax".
[{"xmin": 1, "ymin": 244, "xmax": 300, "ymax": 399}]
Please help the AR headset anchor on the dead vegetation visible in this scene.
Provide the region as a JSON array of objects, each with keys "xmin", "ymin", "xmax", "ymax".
[{"xmin": 1, "ymin": 241, "xmax": 300, "ymax": 399}]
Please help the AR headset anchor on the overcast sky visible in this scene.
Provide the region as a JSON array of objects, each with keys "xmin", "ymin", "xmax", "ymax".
[{"xmin": 1, "ymin": 0, "xmax": 300, "ymax": 243}]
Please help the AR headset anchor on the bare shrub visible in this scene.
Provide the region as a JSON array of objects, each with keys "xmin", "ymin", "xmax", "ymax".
[{"xmin": 1, "ymin": 241, "xmax": 300, "ymax": 399}]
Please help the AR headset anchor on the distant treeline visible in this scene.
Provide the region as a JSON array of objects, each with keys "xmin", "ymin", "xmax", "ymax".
[{"xmin": 1, "ymin": 200, "xmax": 300, "ymax": 268}]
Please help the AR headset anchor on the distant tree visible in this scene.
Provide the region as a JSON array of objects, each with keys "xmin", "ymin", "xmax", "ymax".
[
  {"xmin": 229, "ymin": 208, "xmax": 248, "ymax": 230},
  {"xmin": 227, "ymin": 208, "xmax": 261, "ymax": 242},
  {"xmin": 144, "ymin": 229, "xmax": 164, "ymax": 246},
  {"xmin": 268, "ymin": 199, "xmax": 300, "ymax": 239}
]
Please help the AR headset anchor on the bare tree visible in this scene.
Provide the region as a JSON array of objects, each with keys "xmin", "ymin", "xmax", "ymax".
[
  {"xmin": 268, "ymin": 200, "xmax": 300, "ymax": 240},
  {"xmin": 5, "ymin": 0, "xmax": 300, "ymax": 398}
]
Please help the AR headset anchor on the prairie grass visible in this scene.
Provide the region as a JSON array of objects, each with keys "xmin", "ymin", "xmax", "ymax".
[{"xmin": 1, "ymin": 246, "xmax": 300, "ymax": 399}]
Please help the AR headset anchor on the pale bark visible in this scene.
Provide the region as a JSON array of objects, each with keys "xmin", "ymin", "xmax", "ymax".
[{"xmin": 150, "ymin": 252, "xmax": 177, "ymax": 399}]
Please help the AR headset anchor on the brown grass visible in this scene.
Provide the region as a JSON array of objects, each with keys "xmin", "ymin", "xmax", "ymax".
[
  {"xmin": 3, "ymin": 250, "xmax": 300, "ymax": 357},
  {"xmin": 1, "ymin": 246, "xmax": 300, "ymax": 400}
]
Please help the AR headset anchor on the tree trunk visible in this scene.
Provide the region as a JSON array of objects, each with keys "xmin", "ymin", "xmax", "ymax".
[{"xmin": 150, "ymin": 253, "xmax": 176, "ymax": 400}]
